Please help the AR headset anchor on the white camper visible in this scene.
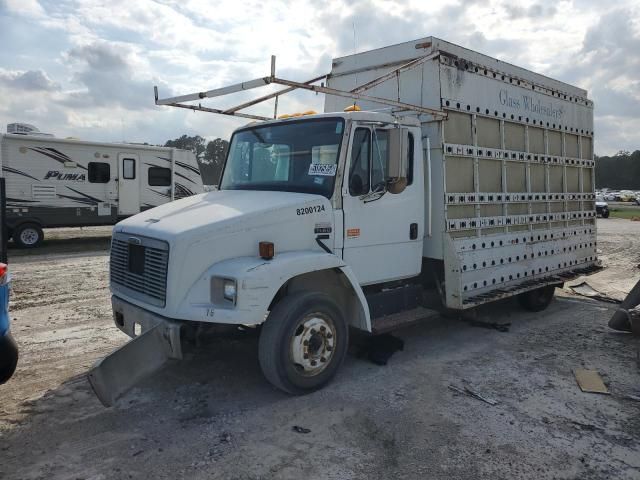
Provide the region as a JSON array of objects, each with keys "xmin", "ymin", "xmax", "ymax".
[
  {"xmin": 0, "ymin": 127, "xmax": 203, "ymax": 247},
  {"xmin": 89, "ymin": 37, "xmax": 599, "ymax": 405}
]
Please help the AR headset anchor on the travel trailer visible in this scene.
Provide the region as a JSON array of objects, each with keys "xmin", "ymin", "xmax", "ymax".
[
  {"xmin": 89, "ymin": 37, "xmax": 598, "ymax": 405},
  {"xmin": 0, "ymin": 125, "xmax": 203, "ymax": 247}
]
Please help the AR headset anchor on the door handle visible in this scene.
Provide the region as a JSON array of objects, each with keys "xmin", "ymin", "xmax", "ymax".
[{"xmin": 410, "ymin": 223, "xmax": 418, "ymax": 240}]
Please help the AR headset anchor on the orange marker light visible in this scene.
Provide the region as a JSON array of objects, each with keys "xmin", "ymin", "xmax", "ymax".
[{"xmin": 259, "ymin": 241, "xmax": 275, "ymax": 260}]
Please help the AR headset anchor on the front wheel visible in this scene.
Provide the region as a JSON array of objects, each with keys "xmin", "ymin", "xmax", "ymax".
[
  {"xmin": 258, "ymin": 292, "xmax": 348, "ymax": 394},
  {"xmin": 518, "ymin": 285, "xmax": 556, "ymax": 312}
]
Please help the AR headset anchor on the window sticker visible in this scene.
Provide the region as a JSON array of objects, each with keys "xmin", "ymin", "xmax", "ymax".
[{"xmin": 308, "ymin": 163, "xmax": 337, "ymax": 176}]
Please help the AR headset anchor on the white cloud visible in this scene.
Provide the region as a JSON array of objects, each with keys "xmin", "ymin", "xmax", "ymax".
[
  {"xmin": 0, "ymin": 0, "xmax": 638, "ymax": 155},
  {"xmin": 1, "ymin": 0, "xmax": 45, "ymax": 17}
]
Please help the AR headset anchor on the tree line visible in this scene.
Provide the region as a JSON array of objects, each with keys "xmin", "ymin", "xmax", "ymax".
[
  {"xmin": 595, "ymin": 150, "xmax": 640, "ymax": 189},
  {"xmin": 164, "ymin": 135, "xmax": 229, "ymax": 185}
]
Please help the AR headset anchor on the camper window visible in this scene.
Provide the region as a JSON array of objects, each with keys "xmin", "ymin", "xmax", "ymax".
[
  {"xmin": 148, "ymin": 167, "xmax": 171, "ymax": 186},
  {"xmin": 88, "ymin": 162, "xmax": 110, "ymax": 183},
  {"xmin": 123, "ymin": 158, "xmax": 136, "ymax": 179}
]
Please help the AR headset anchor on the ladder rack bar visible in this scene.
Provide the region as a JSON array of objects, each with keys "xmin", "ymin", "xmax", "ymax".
[
  {"xmin": 164, "ymin": 102, "xmax": 271, "ymax": 121},
  {"xmin": 271, "ymin": 77, "xmax": 447, "ymax": 118},
  {"xmin": 224, "ymin": 74, "xmax": 327, "ymax": 114},
  {"xmin": 350, "ymin": 52, "xmax": 439, "ymax": 94},
  {"xmin": 156, "ymin": 77, "xmax": 272, "ymax": 105}
]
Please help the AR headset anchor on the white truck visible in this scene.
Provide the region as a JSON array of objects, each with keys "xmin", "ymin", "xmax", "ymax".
[
  {"xmin": 0, "ymin": 125, "xmax": 203, "ymax": 247},
  {"xmin": 89, "ymin": 37, "xmax": 599, "ymax": 406}
]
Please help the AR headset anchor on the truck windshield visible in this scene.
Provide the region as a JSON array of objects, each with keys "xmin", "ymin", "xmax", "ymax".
[{"xmin": 220, "ymin": 118, "xmax": 344, "ymax": 198}]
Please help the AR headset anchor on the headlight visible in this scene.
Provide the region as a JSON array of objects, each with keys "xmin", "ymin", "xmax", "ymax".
[
  {"xmin": 211, "ymin": 277, "xmax": 237, "ymax": 306},
  {"xmin": 223, "ymin": 279, "xmax": 237, "ymax": 303}
]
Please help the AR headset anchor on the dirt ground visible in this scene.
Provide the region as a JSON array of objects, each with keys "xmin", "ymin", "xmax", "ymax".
[{"xmin": 1, "ymin": 220, "xmax": 639, "ymax": 480}]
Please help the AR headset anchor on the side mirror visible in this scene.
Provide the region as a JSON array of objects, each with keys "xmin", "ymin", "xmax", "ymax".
[{"xmin": 387, "ymin": 128, "xmax": 408, "ymax": 194}]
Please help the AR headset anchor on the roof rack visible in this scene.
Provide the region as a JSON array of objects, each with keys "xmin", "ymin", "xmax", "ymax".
[{"xmin": 154, "ymin": 54, "xmax": 447, "ymax": 121}]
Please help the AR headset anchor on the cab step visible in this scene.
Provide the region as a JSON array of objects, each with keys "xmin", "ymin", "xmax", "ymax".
[{"xmin": 371, "ymin": 306, "xmax": 440, "ymax": 334}]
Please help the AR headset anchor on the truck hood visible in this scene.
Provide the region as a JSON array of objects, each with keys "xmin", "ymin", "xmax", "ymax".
[
  {"xmin": 113, "ymin": 189, "xmax": 335, "ymax": 317},
  {"xmin": 115, "ymin": 190, "xmax": 327, "ymax": 241}
]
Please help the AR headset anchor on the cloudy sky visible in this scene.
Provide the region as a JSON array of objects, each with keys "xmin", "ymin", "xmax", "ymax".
[{"xmin": 0, "ymin": 0, "xmax": 638, "ymax": 155}]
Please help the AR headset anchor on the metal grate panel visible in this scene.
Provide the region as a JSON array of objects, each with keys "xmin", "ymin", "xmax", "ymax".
[{"xmin": 110, "ymin": 233, "xmax": 169, "ymax": 307}]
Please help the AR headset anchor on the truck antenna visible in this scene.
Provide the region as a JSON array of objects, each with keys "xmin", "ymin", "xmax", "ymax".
[{"xmin": 352, "ymin": 21, "xmax": 358, "ymax": 110}]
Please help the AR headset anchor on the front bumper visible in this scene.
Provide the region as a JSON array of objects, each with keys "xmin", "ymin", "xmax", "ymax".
[
  {"xmin": 88, "ymin": 296, "xmax": 185, "ymax": 407},
  {"xmin": 111, "ymin": 295, "xmax": 183, "ymax": 357}
]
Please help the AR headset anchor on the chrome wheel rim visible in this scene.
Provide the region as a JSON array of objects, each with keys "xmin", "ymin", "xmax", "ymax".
[
  {"xmin": 20, "ymin": 228, "xmax": 39, "ymax": 245},
  {"xmin": 290, "ymin": 313, "xmax": 336, "ymax": 376}
]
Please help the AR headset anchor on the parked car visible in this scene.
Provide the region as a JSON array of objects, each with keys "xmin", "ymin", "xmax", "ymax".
[
  {"xmin": 604, "ymin": 192, "xmax": 617, "ymax": 201},
  {"xmin": 0, "ymin": 263, "xmax": 17, "ymax": 384},
  {"xmin": 619, "ymin": 191, "xmax": 636, "ymax": 202},
  {"xmin": 596, "ymin": 196, "xmax": 610, "ymax": 218}
]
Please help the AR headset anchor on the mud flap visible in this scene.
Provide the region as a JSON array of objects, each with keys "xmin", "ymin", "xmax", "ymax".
[{"xmin": 88, "ymin": 321, "xmax": 183, "ymax": 407}]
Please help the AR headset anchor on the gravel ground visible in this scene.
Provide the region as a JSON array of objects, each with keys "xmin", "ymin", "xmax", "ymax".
[{"xmin": 1, "ymin": 220, "xmax": 639, "ymax": 480}]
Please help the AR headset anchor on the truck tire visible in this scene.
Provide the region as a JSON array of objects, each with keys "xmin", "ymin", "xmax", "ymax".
[
  {"xmin": 258, "ymin": 292, "xmax": 348, "ymax": 394},
  {"xmin": 14, "ymin": 223, "xmax": 43, "ymax": 248},
  {"xmin": 0, "ymin": 333, "xmax": 18, "ymax": 384},
  {"xmin": 518, "ymin": 285, "xmax": 556, "ymax": 312}
]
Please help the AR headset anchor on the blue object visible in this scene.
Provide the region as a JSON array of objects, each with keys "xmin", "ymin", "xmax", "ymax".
[
  {"xmin": 0, "ymin": 282, "xmax": 9, "ymax": 337},
  {"xmin": 0, "ymin": 270, "xmax": 17, "ymax": 384}
]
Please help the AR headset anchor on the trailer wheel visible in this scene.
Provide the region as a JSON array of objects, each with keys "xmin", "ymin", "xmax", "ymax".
[
  {"xmin": 0, "ymin": 333, "xmax": 18, "ymax": 384},
  {"xmin": 518, "ymin": 285, "xmax": 556, "ymax": 312},
  {"xmin": 14, "ymin": 223, "xmax": 43, "ymax": 248},
  {"xmin": 258, "ymin": 292, "xmax": 348, "ymax": 394}
]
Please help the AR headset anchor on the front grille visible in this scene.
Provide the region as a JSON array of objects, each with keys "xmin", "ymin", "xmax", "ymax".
[{"xmin": 110, "ymin": 233, "xmax": 169, "ymax": 307}]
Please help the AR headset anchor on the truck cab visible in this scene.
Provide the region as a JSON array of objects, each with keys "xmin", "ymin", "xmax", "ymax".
[{"xmin": 92, "ymin": 111, "xmax": 426, "ymax": 404}]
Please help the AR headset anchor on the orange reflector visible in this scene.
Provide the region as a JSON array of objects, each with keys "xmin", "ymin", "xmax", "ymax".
[
  {"xmin": 259, "ymin": 241, "xmax": 275, "ymax": 260},
  {"xmin": 302, "ymin": 110, "xmax": 317, "ymax": 115},
  {"xmin": 344, "ymin": 104, "xmax": 361, "ymax": 112},
  {"xmin": 278, "ymin": 114, "xmax": 292, "ymax": 119}
]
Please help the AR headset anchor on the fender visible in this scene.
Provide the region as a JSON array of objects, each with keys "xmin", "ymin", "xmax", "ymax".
[{"xmin": 177, "ymin": 250, "xmax": 371, "ymax": 330}]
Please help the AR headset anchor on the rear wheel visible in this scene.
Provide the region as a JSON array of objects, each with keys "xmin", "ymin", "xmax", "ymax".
[
  {"xmin": 14, "ymin": 223, "xmax": 43, "ymax": 248},
  {"xmin": 518, "ymin": 285, "xmax": 556, "ymax": 312},
  {"xmin": 258, "ymin": 292, "xmax": 348, "ymax": 394}
]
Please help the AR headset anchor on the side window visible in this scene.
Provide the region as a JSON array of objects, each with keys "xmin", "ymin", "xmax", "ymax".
[
  {"xmin": 88, "ymin": 162, "xmax": 110, "ymax": 183},
  {"xmin": 349, "ymin": 128, "xmax": 370, "ymax": 196},
  {"xmin": 123, "ymin": 158, "xmax": 136, "ymax": 179},
  {"xmin": 407, "ymin": 132, "xmax": 414, "ymax": 185},
  {"xmin": 148, "ymin": 167, "xmax": 171, "ymax": 186},
  {"xmin": 371, "ymin": 129, "xmax": 389, "ymax": 189}
]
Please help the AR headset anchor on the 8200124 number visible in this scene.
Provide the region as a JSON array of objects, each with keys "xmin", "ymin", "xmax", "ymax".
[{"xmin": 296, "ymin": 205, "xmax": 326, "ymax": 216}]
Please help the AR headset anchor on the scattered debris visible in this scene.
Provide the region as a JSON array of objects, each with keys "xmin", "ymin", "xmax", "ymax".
[
  {"xmin": 574, "ymin": 369, "xmax": 609, "ymax": 394},
  {"xmin": 292, "ymin": 426, "xmax": 311, "ymax": 434},
  {"xmin": 571, "ymin": 420, "xmax": 603, "ymax": 432},
  {"xmin": 220, "ymin": 432, "xmax": 231, "ymax": 443},
  {"xmin": 464, "ymin": 318, "xmax": 510, "ymax": 332},
  {"xmin": 448, "ymin": 385, "xmax": 499, "ymax": 405},
  {"xmin": 570, "ymin": 282, "xmax": 619, "ymax": 304},
  {"xmin": 357, "ymin": 334, "xmax": 404, "ymax": 366},
  {"xmin": 132, "ymin": 450, "xmax": 144, "ymax": 457}
]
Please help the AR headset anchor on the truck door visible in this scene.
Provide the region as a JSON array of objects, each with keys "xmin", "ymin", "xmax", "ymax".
[
  {"xmin": 342, "ymin": 126, "xmax": 424, "ymax": 285},
  {"xmin": 117, "ymin": 153, "xmax": 140, "ymax": 216}
]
